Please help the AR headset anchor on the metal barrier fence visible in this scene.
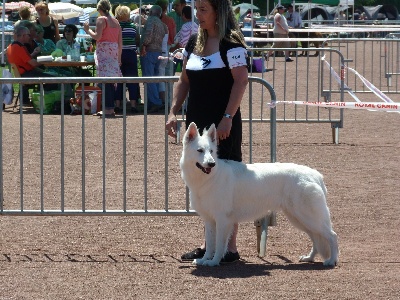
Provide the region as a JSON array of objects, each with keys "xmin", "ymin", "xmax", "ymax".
[
  {"xmin": 323, "ymin": 38, "xmax": 400, "ymax": 95},
  {"xmin": 244, "ymin": 46, "xmax": 346, "ymax": 144},
  {"xmin": 0, "ymin": 76, "xmax": 277, "ymax": 256},
  {"xmin": 0, "ymin": 76, "xmax": 276, "ymax": 210},
  {"xmin": 244, "ymin": 32, "xmax": 399, "ymax": 144}
]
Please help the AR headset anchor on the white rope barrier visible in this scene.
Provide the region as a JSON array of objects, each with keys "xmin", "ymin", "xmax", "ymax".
[
  {"xmin": 269, "ymin": 101, "xmax": 400, "ymax": 112},
  {"xmin": 268, "ymin": 56, "xmax": 399, "ymax": 114},
  {"xmin": 346, "ymin": 66, "xmax": 395, "ymax": 104},
  {"xmin": 245, "ymin": 37, "xmax": 327, "ymax": 42},
  {"xmin": 253, "ymin": 27, "xmax": 400, "ymax": 33},
  {"xmin": 321, "ymin": 56, "xmax": 396, "ymax": 104}
]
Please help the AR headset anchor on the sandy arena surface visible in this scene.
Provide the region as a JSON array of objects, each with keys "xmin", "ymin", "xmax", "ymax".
[{"xmin": 0, "ymin": 48, "xmax": 399, "ymax": 299}]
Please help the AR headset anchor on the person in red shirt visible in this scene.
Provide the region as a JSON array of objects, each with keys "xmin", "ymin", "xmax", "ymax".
[
  {"xmin": 7, "ymin": 26, "xmax": 41, "ymax": 75},
  {"xmin": 7, "ymin": 26, "xmax": 57, "ymax": 103}
]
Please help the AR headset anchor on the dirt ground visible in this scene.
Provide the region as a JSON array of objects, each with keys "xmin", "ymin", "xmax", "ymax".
[{"xmin": 0, "ymin": 53, "xmax": 399, "ymax": 299}]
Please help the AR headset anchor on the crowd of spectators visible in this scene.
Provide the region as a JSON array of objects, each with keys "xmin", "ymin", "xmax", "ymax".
[{"xmin": 5, "ymin": 0, "xmax": 200, "ymax": 115}]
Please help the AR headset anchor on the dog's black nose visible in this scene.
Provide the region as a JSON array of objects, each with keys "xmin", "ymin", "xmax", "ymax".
[{"xmin": 208, "ymin": 162, "xmax": 215, "ymax": 168}]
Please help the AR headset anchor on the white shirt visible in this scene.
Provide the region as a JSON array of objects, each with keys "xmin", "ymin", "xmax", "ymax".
[
  {"xmin": 174, "ymin": 21, "xmax": 199, "ymax": 47},
  {"xmin": 286, "ymin": 10, "xmax": 302, "ymax": 28}
]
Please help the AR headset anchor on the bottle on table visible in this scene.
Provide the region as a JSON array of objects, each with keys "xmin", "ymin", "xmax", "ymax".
[{"xmin": 74, "ymin": 42, "xmax": 81, "ymax": 60}]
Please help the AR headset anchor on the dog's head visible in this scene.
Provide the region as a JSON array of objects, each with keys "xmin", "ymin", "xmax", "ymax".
[{"xmin": 181, "ymin": 122, "xmax": 217, "ymax": 175}]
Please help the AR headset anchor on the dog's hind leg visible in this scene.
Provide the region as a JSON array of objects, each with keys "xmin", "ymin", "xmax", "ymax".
[
  {"xmin": 283, "ymin": 184, "xmax": 339, "ymax": 266},
  {"xmin": 282, "ymin": 209, "xmax": 317, "ymax": 263},
  {"xmin": 301, "ymin": 230, "xmax": 338, "ymax": 267},
  {"xmin": 202, "ymin": 217, "xmax": 234, "ymax": 267},
  {"xmin": 322, "ymin": 231, "xmax": 339, "ymax": 267}
]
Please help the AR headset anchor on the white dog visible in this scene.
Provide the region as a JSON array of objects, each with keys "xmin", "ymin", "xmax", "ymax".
[{"xmin": 180, "ymin": 122, "xmax": 339, "ymax": 267}]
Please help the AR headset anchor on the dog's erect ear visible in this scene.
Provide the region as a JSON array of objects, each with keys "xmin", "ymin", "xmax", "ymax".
[
  {"xmin": 185, "ymin": 122, "xmax": 199, "ymax": 143},
  {"xmin": 208, "ymin": 123, "xmax": 217, "ymax": 143}
]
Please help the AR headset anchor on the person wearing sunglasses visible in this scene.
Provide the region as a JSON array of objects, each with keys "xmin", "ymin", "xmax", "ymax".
[
  {"xmin": 35, "ymin": 1, "xmax": 60, "ymax": 43},
  {"xmin": 16, "ymin": 20, "xmax": 41, "ymax": 58},
  {"xmin": 55, "ymin": 24, "xmax": 79, "ymax": 54},
  {"xmin": 52, "ymin": 24, "xmax": 92, "ymax": 79},
  {"xmin": 34, "ymin": 24, "xmax": 56, "ymax": 56},
  {"xmin": 7, "ymin": 26, "xmax": 58, "ymax": 105}
]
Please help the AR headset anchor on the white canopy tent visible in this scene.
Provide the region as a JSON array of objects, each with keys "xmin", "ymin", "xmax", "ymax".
[
  {"xmin": 60, "ymin": 0, "xmax": 97, "ymax": 4},
  {"xmin": 48, "ymin": 2, "xmax": 84, "ymax": 21}
]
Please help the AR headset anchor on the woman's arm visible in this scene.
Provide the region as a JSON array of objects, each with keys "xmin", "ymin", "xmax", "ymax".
[
  {"xmin": 135, "ymin": 29, "xmax": 140, "ymax": 48},
  {"xmin": 84, "ymin": 18, "xmax": 105, "ymax": 40},
  {"xmin": 118, "ymin": 26, "xmax": 122, "ymax": 64},
  {"xmin": 53, "ymin": 18, "xmax": 61, "ymax": 42},
  {"xmin": 166, "ymin": 57, "xmax": 190, "ymax": 137},
  {"xmin": 217, "ymin": 65, "xmax": 248, "ymax": 140}
]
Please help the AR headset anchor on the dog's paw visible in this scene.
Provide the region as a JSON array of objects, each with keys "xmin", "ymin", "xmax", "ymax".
[
  {"xmin": 201, "ymin": 259, "xmax": 220, "ymax": 267},
  {"xmin": 192, "ymin": 258, "xmax": 220, "ymax": 267},
  {"xmin": 192, "ymin": 258, "xmax": 206, "ymax": 266},
  {"xmin": 299, "ymin": 255, "xmax": 314, "ymax": 263},
  {"xmin": 323, "ymin": 258, "xmax": 338, "ymax": 267}
]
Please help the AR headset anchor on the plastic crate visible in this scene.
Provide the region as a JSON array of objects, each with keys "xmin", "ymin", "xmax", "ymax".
[{"xmin": 75, "ymin": 86, "xmax": 102, "ymax": 113}]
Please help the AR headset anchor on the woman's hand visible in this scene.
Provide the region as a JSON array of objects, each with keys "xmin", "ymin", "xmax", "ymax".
[
  {"xmin": 140, "ymin": 46, "xmax": 147, "ymax": 57},
  {"xmin": 83, "ymin": 22, "xmax": 89, "ymax": 33},
  {"xmin": 217, "ymin": 117, "xmax": 232, "ymax": 141},
  {"xmin": 33, "ymin": 46, "xmax": 41, "ymax": 54},
  {"xmin": 165, "ymin": 114, "xmax": 178, "ymax": 138}
]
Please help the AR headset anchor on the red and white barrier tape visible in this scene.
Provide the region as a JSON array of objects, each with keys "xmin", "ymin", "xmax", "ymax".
[
  {"xmin": 321, "ymin": 56, "xmax": 362, "ymax": 103},
  {"xmin": 346, "ymin": 66, "xmax": 394, "ymax": 103},
  {"xmin": 321, "ymin": 56, "xmax": 395, "ymax": 104},
  {"xmin": 269, "ymin": 101, "xmax": 400, "ymax": 112}
]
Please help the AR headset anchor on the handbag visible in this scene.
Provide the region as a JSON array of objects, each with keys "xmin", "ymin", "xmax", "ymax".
[{"xmin": 2, "ymin": 69, "xmax": 14, "ymax": 105}]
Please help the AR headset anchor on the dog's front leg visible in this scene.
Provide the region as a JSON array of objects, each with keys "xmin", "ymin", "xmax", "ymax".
[
  {"xmin": 202, "ymin": 217, "xmax": 233, "ymax": 267},
  {"xmin": 193, "ymin": 220, "xmax": 215, "ymax": 266}
]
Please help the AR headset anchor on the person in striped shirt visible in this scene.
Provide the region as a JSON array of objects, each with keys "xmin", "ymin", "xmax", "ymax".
[
  {"xmin": 115, "ymin": 5, "xmax": 140, "ymax": 113},
  {"xmin": 170, "ymin": 6, "xmax": 198, "ymax": 74},
  {"xmin": 172, "ymin": 6, "xmax": 198, "ymax": 51}
]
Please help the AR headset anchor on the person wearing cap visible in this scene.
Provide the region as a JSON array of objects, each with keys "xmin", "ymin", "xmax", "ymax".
[
  {"xmin": 285, "ymin": 4, "xmax": 302, "ymax": 29},
  {"xmin": 168, "ymin": 0, "xmax": 187, "ymax": 33},
  {"xmin": 265, "ymin": 5, "xmax": 293, "ymax": 62}
]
